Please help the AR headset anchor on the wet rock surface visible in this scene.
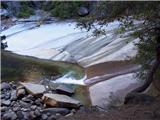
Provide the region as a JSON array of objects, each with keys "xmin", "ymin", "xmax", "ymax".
[
  {"xmin": 56, "ymin": 85, "xmax": 74, "ymax": 96},
  {"xmin": 1, "ymin": 81, "xmax": 82, "ymax": 120}
]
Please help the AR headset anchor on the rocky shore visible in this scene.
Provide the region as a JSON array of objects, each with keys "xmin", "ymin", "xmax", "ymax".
[{"xmin": 1, "ymin": 81, "xmax": 92, "ymax": 120}]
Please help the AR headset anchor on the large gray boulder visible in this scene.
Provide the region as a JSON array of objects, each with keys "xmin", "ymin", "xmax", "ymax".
[
  {"xmin": 20, "ymin": 82, "xmax": 46, "ymax": 96},
  {"xmin": 56, "ymin": 85, "xmax": 74, "ymax": 96},
  {"xmin": 42, "ymin": 93, "xmax": 81, "ymax": 108}
]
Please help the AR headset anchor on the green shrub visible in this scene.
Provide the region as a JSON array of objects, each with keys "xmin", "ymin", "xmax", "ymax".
[{"xmin": 17, "ymin": 5, "xmax": 34, "ymax": 18}]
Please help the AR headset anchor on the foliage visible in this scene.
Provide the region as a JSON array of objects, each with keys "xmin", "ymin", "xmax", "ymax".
[
  {"xmin": 17, "ymin": 2, "xmax": 34, "ymax": 18},
  {"xmin": 42, "ymin": 1, "xmax": 89, "ymax": 19},
  {"xmin": 77, "ymin": 1, "xmax": 160, "ymax": 81},
  {"xmin": 1, "ymin": 2, "xmax": 8, "ymax": 9}
]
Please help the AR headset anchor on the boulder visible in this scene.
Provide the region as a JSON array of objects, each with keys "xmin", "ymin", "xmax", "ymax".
[
  {"xmin": 20, "ymin": 82, "xmax": 46, "ymax": 96},
  {"xmin": 56, "ymin": 85, "xmax": 74, "ymax": 96},
  {"xmin": 42, "ymin": 93, "xmax": 81, "ymax": 108},
  {"xmin": 42, "ymin": 108, "xmax": 70, "ymax": 115}
]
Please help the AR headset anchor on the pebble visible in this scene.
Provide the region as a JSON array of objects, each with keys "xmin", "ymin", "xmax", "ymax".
[
  {"xmin": 5, "ymin": 92, "xmax": 11, "ymax": 100},
  {"xmin": 13, "ymin": 107, "xmax": 21, "ymax": 111},
  {"xmin": 21, "ymin": 108, "xmax": 29, "ymax": 112},
  {"xmin": 1, "ymin": 82, "xmax": 11, "ymax": 90},
  {"xmin": 19, "ymin": 101, "xmax": 29, "ymax": 108},
  {"xmin": 1, "ymin": 100, "xmax": 11, "ymax": 106},
  {"xmin": 41, "ymin": 114, "xmax": 48, "ymax": 120},
  {"xmin": 10, "ymin": 90, "xmax": 17, "ymax": 101},
  {"xmin": 2, "ymin": 111, "xmax": 17, "ymax": 120},
  {"xmin": 22, "ymin": 97, "xmax": 32, "ymax": 103},
  {"xmin": 22, "ymin": 111, "xmax": 30, "ymax": 120},
  {"xmin": 31, "ymin": 105, "xmax": 37, "ymax": 110},
  {"xmin": 1, "ymin": 107, "xmax": 8, "ymax": 112},
  {"xmin": 29, "ymin": 111, "xmax": 36, "ymax": 119},
  {"xmin": 34, "ymin": 109, "xmax": 41, "ymax": 117},
  {"xmin": 48, "ymin": 115, "xmax": 57, "ymax": 120},
  {"xmin": 16, "ymin": 111, "xmax": 24, "ymax": 119}
]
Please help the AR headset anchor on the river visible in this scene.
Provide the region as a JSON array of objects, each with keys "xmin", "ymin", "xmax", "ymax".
[{"xmin": 1, "ymin": 19, "xmax": 142, "ymax": 108}]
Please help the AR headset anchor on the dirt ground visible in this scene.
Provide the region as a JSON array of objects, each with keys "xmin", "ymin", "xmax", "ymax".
[{"xmin": 60, "ymin": 97, "xmax": 160, "ymax": 120}]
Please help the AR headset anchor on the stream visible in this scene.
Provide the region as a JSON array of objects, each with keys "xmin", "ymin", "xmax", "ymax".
[{"xmin": 1, "ymin": 19, "xmax": 142, "ymax": 108}]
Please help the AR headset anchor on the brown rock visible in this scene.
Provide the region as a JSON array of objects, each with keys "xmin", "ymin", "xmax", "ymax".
[{"xmin": 42, "ymin": 93, "xmax": 81, "ymax": 108}]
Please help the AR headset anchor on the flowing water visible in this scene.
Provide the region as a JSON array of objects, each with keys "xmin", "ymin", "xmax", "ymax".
[{"xmin": 1, "ymin": 19, "xmax": 142, "ymax": 107}]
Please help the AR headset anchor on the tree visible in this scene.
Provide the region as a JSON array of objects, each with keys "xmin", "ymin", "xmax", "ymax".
[{"xmin": 77, "ymin": 1, "xmax": 160, "ymax": 101}]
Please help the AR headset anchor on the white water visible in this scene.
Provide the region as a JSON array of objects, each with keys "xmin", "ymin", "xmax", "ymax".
[{"xmin": 52, "ymin": 71, "xmax": 87, "ymax": 85}]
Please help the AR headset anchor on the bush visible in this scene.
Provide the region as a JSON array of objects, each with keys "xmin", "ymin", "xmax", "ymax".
[
  {"xmin": 17, "ymin": 5, "xmax": 34, "ymax": 18},
  {"xmin": 44, "ymin": 1, "xmax": 88, "ymax": 19}
]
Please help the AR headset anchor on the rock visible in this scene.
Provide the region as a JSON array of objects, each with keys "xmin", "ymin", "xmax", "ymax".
[
  {"xmin": 19, "ymin": 101, "xmax": 29, "ymax": 108},
  {"xmin": 1, "ymin": 94, "xmax": 5, "ymax": 99},
  {"xmin": 56, "ymin": 85, "xmax": 74, "ymax": 96},
  {"xmin": 41, "ymin": 114, "xmax": 48, "ymax": 120},
  {"xmin": 78, "ymin": 6, "xmax": 89, "ymax": 17},
  {"xmin": 16, "ymin": 111, "xmax": 24, "ymax": 120},
  {"xmin": 1, "ymin": 107, "xmax": 8, "ymax": 112},
  {"xmin": 48, "ymin": 115, "xmax": 57, "ymax": 120},
  {"xmin": 65, "ymin": 112, "xmax": 74, "ymax": 117},
  {"xmin": 43, "ymin": 108, "xmax": 70, "ymax": 115},
  {"xmin": 2, "ymin": 111, "xmax": 17, "ymax": 120},
  {"xmin": 5, "ymin": 92, "xmax": 11, "ymax": 100},
  {"xmin": 17, "ymin": 85, "xmax": 25, "ymax": 90},
  {"xmin": 34, "ymin": 109, "xmax": 41, "ymax": 117},
  {"xmin": 22, "ymin": 111, "xmax": 30, "ymax": 120},
  {"xmin": 42, "ymin": 93, "xmax": 81, "ymax": 108},
  {"xmin": 10, "ymin": 101, "xmax": 16, "ymax": 107},
  {"xmin": 31, "ymin": 105, "xmax": 37, "ymax": 110},
  {"xmin": 10, "ymin": 90, "xmax": 17, "ymax": 101},
  {"xmin": 16, "ymin": 88, "xmax": 26, "ymax": 98},
  {"xmin": 21, "ymin": 108, "xmax": 29, "ymax": 112},
  {"xmin": 13, "ymin": 107, "xmax": 21, "ymax": 112},
  {"xmin": 1, "ymin": 82, "xmax": 11, "ymax": 90},
  {"xmin": 1, "ymin": 100, "xmax": 11, "ymax": 106},
  {"xmin": 22, "ymin": 97, "xmax": 32, "ymax": 103},
  {"xmin": 26, "ymin": 94, "xmax": 34, "ymax": 100},
  {"xmin": 20, "ymin": 82, "xmax": 46, "ymax": 95},
  {"xmin": 35, "ymin": 98, "xmax": 42, "ymax": 105},
  {"xmin": 29, "ymin": 111, "xmax": 36, "ymax": 119}
]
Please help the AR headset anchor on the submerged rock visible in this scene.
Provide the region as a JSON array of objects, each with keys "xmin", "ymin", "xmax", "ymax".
[
  {"xmin": 20, "ymin": 82, "xmax": 46, "ymax": 96},
  {"xmin": 56, "ymin": 85, "xmax": 74, "ymax": 96},
  {"xmin": 42, "ymin": 93, "xmax": 81, "ymax": 108}
]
